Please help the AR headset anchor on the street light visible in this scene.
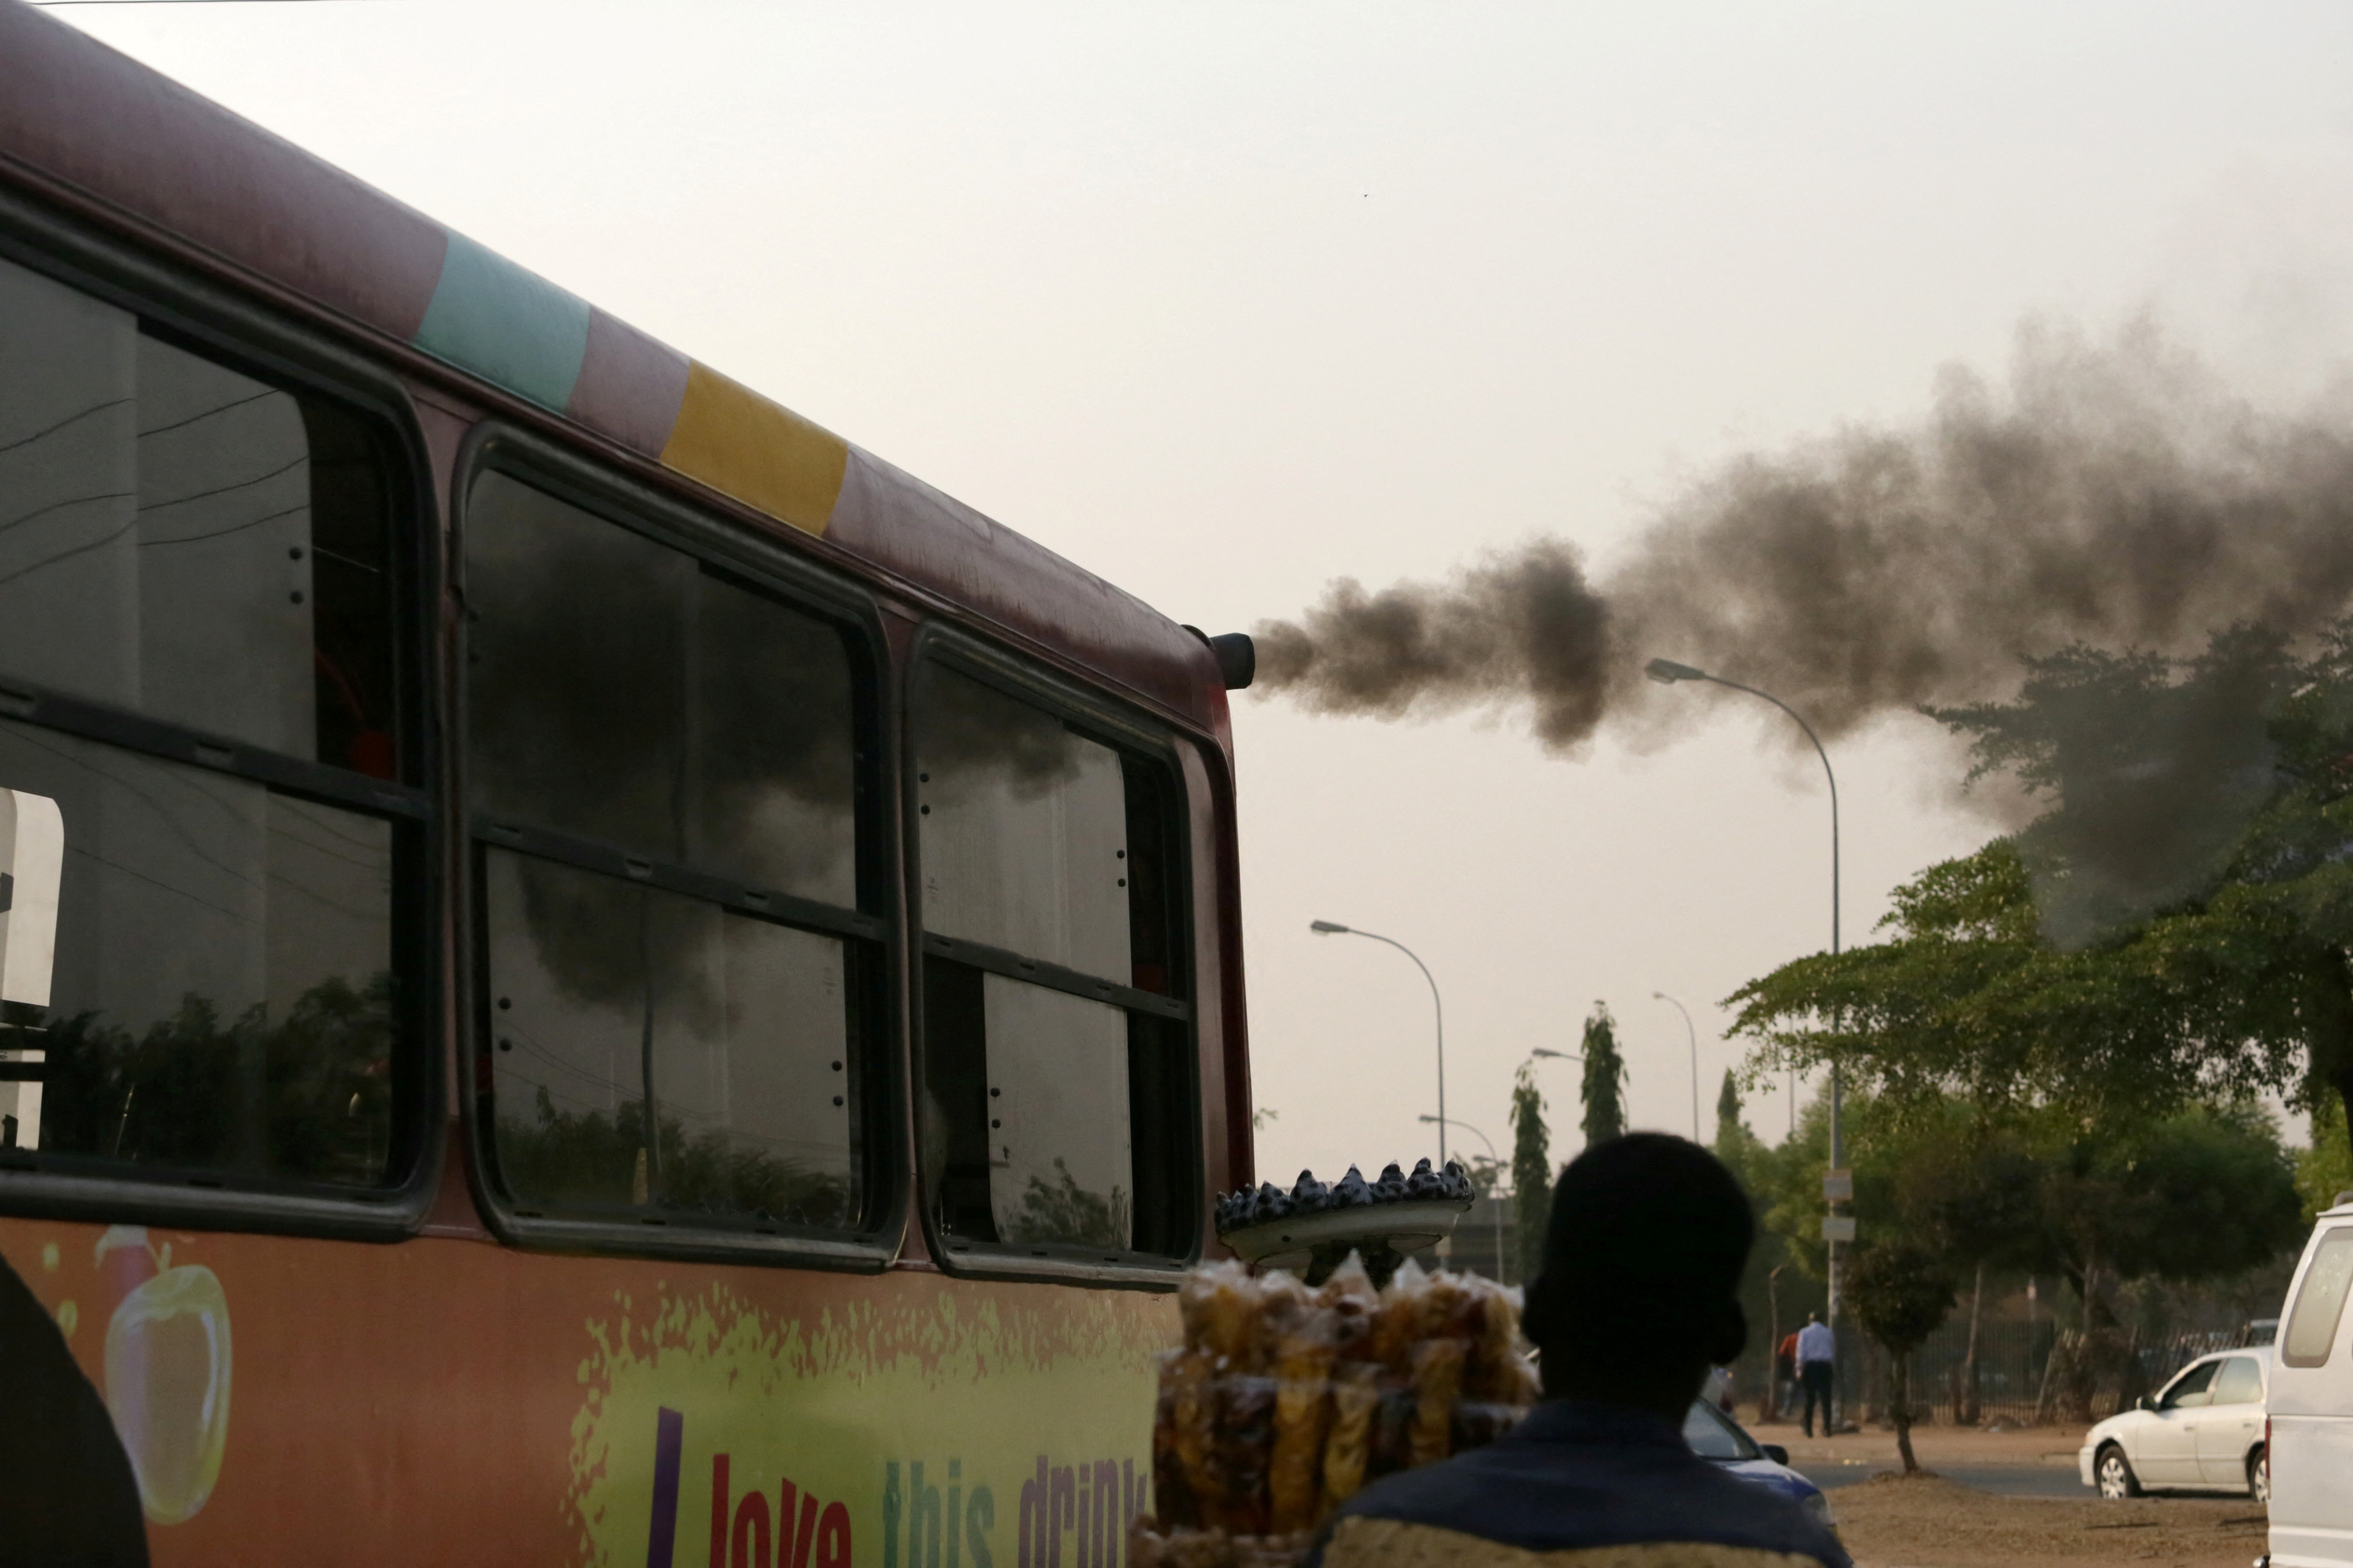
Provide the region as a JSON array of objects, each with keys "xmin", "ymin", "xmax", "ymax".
[
  {"xmin": 1646, "ymin": 656, "xmax": 1846, "ymax": 1426},
  {"xmin": 1419, "ymin": 1114, "xmax": 1506, "ymax": 1281},
  {"xmin": 1654, "ymin": 991, "xmax": 1701, "ymax": 1142},
  {"xmin": 1311, "ymin": 920, "xmax": 1447, "ymax": 1167},
  {"xmin": 1648, "ymin": 658, "xmax": 1837, "ymax": 1141}
]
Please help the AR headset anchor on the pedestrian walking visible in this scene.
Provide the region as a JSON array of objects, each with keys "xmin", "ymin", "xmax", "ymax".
[{"xmin": 1797, "ymin": 1312, "xmax": 1836, "ymax": 1437}]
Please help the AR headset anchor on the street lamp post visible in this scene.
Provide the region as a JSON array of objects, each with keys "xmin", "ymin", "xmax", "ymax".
[
  {"xmin": 1311, "ymin": 920, "xmax": 1447, "ymax": 1168},
  {"xmin": 1645, "ymin": 657, "xmax": 1845, "ymax": 1428},
  {"xmin": 1419, "ymin": 1114, "xmax": 1506, "ymax": 1281},
  {"xmin": 1653, "ymin": 991, "xmax": 1701, "ymax": 1143}
]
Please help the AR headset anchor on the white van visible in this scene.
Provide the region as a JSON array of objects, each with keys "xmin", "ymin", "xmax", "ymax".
[{"xmin": 2266, "ymin": 1196, "xmax": 2353, "ymax": 1568}]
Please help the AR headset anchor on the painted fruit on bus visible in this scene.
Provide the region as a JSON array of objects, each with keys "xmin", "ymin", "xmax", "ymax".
[{"xmin": 97, "ymin": 1226, "xmax": 232, "ymax": 1524}]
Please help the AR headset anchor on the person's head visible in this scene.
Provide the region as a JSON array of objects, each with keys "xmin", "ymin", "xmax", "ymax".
[
  {"xmin": 1806, "ymin": 1311, "xmax": 1820, "ymax": 1325},
  {"xmin": 1521, "ymin": 1133, "xmax": 1754, "ymax": 1421}
]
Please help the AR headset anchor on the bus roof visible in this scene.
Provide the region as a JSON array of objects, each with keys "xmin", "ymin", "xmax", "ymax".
[{"xmin": 0, "ymin": 0, "xmax": 1230, "ymax": 742}]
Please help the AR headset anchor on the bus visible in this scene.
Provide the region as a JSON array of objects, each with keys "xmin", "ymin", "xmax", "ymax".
[{"xmin": 0, "ymin": 3, "xmax": 1255, "ymax": 1559}]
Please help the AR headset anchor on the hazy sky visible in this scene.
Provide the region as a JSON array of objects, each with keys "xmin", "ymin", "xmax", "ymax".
[{"xmin": 51, "ymin": 0, "xmax": 2353, "ymax": 1182}]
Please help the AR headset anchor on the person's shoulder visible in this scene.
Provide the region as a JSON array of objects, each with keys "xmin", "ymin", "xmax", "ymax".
[
  {"xmin": 1313, "ymin": 1511, "xmax": 1848, "ymax": 1568},
  {"xmin": 1304, "ymin": 1440, "xmax": 1848, "ymax": 1568}
]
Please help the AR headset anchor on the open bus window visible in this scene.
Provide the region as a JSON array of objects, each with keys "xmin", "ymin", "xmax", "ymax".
[
  {"xmin": 0, "ymin": 785, "xmax": 63, "ymax": 1150},
  {"xmin": 465, "ymin": 472, "xmax": 872, "ymax": 1238},
  {"xmin": 0, "ymin": 255, "xmax": 401, "ymax": 780},
  {"xmin": 914, "ymin": 660, "xmax": 1194, "ymax": 1263}
]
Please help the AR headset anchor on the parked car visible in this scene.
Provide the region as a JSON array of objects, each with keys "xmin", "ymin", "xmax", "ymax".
[
  {"xmin": 1683, "ymin": 1399, "xmax": 1837, "ymax": 1535},
  {"xmin": 2077, "ymin": 1346, "xmax": 2272, "ymax": 1500},
  {"xmin": 2264, "ymin": 1196, "xmax": 2353, "ymax": 1568}
]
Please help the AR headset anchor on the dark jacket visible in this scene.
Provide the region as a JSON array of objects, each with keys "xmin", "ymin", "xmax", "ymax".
[{"xmin": 1305, "ymin": 1399, "xmax": 1850, "ymax": 1568}]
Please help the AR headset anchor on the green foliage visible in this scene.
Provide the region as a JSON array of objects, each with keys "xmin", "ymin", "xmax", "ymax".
[
  {"xmin": 2298, "ymin": 1094, "xmax": 2353, "ymax": 1222},
  {"xmin": 1580, "ymin": 1002, "xmax": 1627, "ymax": 1145},
  {"xmin": 1735, "ymin": 1084, "xmax": 2301, "ymax": 1319},
  {"xmin": 1510, "ymin": 1061, "xmax": 1552, "ymax": 1282},
  {"xmin": 1729, "ymin": 622, "xmax": 2353, "ymax": 1150},
  {"xmin": 1716, "ymin": 1070, "xmax": 1743, "ymax": 1148},
  {"xmin": 1847, "ymin": 1240, "xmax": 1957, "ymax": 1472},
  {"xmin": 28, "ymin": 974, "xmax": 396, "ymax": 1184},
  {"xmin": 498, "ymin": 1086, "xmax": 850, "ymax": 1228},
  {"xmin": 1009, "ymin": 1157, "xmax": 1131, "ymax": 1249},
  {"xmin": 2055, "ymin": 1100, "xmax": 2304, "ymax": 1287},
  {"xmin": 1847, "ymin": 1242, "xmax": 1957, "ymax": 1357}
]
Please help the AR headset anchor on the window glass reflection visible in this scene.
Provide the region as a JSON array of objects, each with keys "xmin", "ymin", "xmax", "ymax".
[
  {"xmin": 914, "ymin": 660, "xmax": 1197, "ymax": 1261},
  {"xmin": 0, "ymin": 720, "xmax": 396, "ymax": 1183},
  {"xmin": 484, "ymin": 851, "xmax": 854, "ymax": 1228},
  {"xmin": 914, "ymin": 664, "xmax": 1130, "ymax": 982},
  {"xmin": 0, "ymin": 255, "xmax": 399, "ymax": 777},
  {"xmin": 465, "ymin": 473, "xmax": 857, "ymax": 907},
  {"xmin": 983, "ymin": 976, "xmax": 1131, "ymax": 1249}
]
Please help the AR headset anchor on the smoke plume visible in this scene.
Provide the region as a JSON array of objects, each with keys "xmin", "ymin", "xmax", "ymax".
[{"xmin": 1255, "ymin": 320, "xmax": 2353, "ymax": 753}]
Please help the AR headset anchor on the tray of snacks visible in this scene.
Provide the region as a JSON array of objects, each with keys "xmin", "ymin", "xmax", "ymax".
[{"xmin": 1132, "ymin": 1242, "xmax": 1539, "ymax": 1568}]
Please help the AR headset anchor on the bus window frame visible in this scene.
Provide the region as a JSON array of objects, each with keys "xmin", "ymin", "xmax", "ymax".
[
  {"xmin": 906, "ymin": 624, "xmax": 1205, "ymax": 1290},
  {"xmin": 0, "ymin": 193, "xmax": 446, "ymax": 1241},
  {"xmin": 451, "ymin": 424, "xmax": 906, "ymax": 1274}
]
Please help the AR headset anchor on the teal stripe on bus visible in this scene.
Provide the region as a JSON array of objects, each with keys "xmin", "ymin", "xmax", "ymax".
[{"xmin": 412, "ymin": 231, "xmax": 591, "ymax": 412}]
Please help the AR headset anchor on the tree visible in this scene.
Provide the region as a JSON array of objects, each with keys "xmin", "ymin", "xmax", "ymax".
[
  {"xmin": 1880, "ymin": 1105, "xmax": 2043, "ymax": 1423},
  {"xmin": 1715, "ymin": 1070, "xmax": 1744, "ymax": 1151},
  {"xmin": 2033, "ymin": 1101, "xmax": 2304, "ymax": 1307},
  {"xmin": 1732, "ymin": 1073, "xmax": 2301, "ymax": 1425},
  {"xmin": 1730, "ymin": 624, "xmax": 2353, "ymax": 1156},
  {"xmin": 1845, "ymin": 1244, "xmax": 1956, "ymax": 1474},
  {"xmin": 1580, "ymin": 1002, "xmax": 1627, "ymax": 1145},
  {"xmin": 1510, "ymin": 1062, "xmax": 1552, "ymax": 1284},
  {"xmin": 2301, "ymin": 1095, "xmax": 2353, "ymax": 1222}
]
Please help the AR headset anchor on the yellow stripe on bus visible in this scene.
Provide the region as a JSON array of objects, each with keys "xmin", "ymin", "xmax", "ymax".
[{"xmin": 659, "ymin": 360, "xmax": 847, "ymax": 536}]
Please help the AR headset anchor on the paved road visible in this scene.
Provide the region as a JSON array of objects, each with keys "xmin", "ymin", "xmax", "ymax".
[{"xmin": 1793, "ymin": 1459, "xmax": 2087, "ymax": 1499}]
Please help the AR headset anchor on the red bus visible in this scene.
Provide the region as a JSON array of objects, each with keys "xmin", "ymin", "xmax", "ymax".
[{"xmin": 0, "ymin": 4, "xmax": 1255, "ymax": 1559}]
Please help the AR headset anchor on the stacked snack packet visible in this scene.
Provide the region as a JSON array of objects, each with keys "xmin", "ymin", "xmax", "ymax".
[{"xmin": 1134, "ymin": 1255, "xmax": 1539, "ymax": 1568}]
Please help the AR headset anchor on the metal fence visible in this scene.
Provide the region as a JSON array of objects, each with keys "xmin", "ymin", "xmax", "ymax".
[{"xmin": 1846, "ymin": 1314, "xmax": 2266, "ymax": 1427}]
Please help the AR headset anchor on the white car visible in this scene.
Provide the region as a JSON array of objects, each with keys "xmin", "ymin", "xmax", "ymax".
[{"xmin": 2078, "ymin": 1346, "xmax": 2273, "ymax": 1501}]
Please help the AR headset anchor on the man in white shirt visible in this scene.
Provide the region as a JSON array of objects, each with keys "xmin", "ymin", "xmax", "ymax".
[{"xmin": 1796, "ymin": 1312, "xmax": 1835, "ymax": 1437}]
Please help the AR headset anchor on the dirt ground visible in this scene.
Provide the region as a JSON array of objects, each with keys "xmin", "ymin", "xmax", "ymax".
[
  {"xmin": 1753, "ymin": 1424, "xmax": 2266, "ymax": 1568},
  {"xmin": 1829, "ymin": 1474, "xmax": 2266, "ymax": 1568},
  {"xmin": 1760, "ymin": 1419, "xmax": 2096, "ymax": 1468}
]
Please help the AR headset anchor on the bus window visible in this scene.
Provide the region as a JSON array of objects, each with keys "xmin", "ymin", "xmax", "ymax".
[
  {"xmin": 0, "ymin": 256, "xmax": 400, "ymax": 779},
  {"xmin": 913, "ymin": 660, "xmax": 1195, "ymax": 1263},
  {"xmin": 465, "ymin": 472, "xmax": 869, "ymax": 1235},
  {"xmin": 0, "ymin": 254, "xmax": 413, "ymax": 1189}
]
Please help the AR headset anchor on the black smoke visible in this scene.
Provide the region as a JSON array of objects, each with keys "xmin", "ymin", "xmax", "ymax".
[{"xmin": 1256, "ymin": 320, "xmax": 2353, "ymax": 756}]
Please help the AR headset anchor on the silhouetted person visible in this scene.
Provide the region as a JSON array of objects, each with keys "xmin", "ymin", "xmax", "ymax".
[
  {"xmin": 0, "ymin": 1248, "xmax": 149, "ymax": 1567},
  {"xmin": 1308, "ymin": 1134, "xmax": 1849, "ymax": 1568},
  {"xmin": 1797, "ymin": 1311, "xmax": 1836, "ymax": 1437}
]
